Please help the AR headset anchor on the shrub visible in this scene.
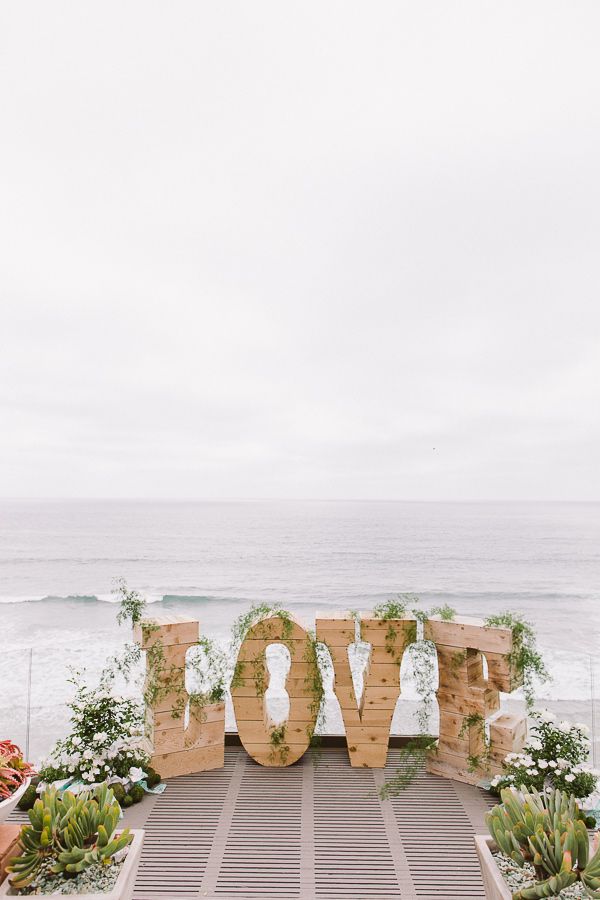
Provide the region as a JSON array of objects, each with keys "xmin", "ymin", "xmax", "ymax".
[
  {"xmin": 128, "ymin": 784, "xmax": 144, "ymax": 804},
  {"xmin": 39, "ymin": 672, "xmax": 149, "ymax": 789},
  {"xmin": 490, "ymin": 709, "xmax": 598, "ymax": 800}
]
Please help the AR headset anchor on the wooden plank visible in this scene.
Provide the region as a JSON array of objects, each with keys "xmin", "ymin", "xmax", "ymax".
[
  {"xmin": 489, "ymin": 713, "xmax": 527, "ymax": 753},
  {"xmin": 150, "ymin": 743, "xmax": 224, "ymax": 778},
  {"xmin": 185, "ymin": 716, "xmax": 225, "ymax": 751},
  {"xmin": 0, "ymin": 824, "xmax": 21, "ymax": 885},
  {"xmin": 424, "ymin": 616, "xmax": 513, "ymax": 654},
  {"xmin": 486, "ymin": 651, "xmax": 524, "ymax": 692},
  {"xmin": 134, "ymin": 615, "xmax": 199, "ymax": 648}
]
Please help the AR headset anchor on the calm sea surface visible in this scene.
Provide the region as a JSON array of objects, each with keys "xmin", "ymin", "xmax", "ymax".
[{"xmin": 1, "ymin": 500, "xmax": 598, "ymax": 757}]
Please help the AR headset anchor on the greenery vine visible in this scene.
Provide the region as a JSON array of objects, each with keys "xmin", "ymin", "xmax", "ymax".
[
  {"xmin": 458, "ymin": 712, "xmax": 490, "ymax": 772},
  {"xmin": 484, "ymin": 612, "xmax": 549, "ymax": 708}
]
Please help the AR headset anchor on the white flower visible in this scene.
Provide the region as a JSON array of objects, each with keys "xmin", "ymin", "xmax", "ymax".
[
  {"xmin": 128, "ymin": 767, "xmax": 145, "ymax": 784},
  {"xmin": 575, "ymin": 723, "xmax": 590, "ymax": 734},
  {"xmin": 526, "ymin": 768, "xmax": 538, "ymax": 776},
  {"xmin": 565, "ymin": 773, "xmax": 575, "ymax": 783},
  {"xmin": 538, "ymin": 760, "xmax": 548, "ymax": 769},
  {"xmin": 72, "ymin": 736, "xmax": 82, "ymax": 747},
  {"xmin": 83, "ymin": 749, "xmax": 94, "ymax": 760},
  {"xmin": 528, "ymin": 739, "xmax": 542, "ymax": 751},
  {"xmin": 548, "ymin": 760, "xmax": 557, "ymax": 768},
  {"xmin": 558, "ymin": 721, "xmax": 571, "ymax": 733},
  {"xmin": 538, "ymin": 710, "xmax": 556, "ymax": 723}
]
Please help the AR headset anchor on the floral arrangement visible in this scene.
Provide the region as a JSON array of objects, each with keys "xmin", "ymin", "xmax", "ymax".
[
  {"xmin": 0, "ymin": 740, "xmax": 35, "ymax": 800},
  {"xmin": 38, "ymin": 673, "xmax": 160, "ymax": 807},
  {"xmin": 490, "ymin": 709, "xmax": 598, "ymax": 801}
]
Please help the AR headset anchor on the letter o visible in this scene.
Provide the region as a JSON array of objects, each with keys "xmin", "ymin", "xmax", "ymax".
[{"xmin": 231, "ymin": 615, "xmax": 318, "ymax": 766}]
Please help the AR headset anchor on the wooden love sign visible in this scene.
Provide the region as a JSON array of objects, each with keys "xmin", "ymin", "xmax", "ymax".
[{"xmin": 137, "ymin": 610, "xmax": 528, "ymax": 785}]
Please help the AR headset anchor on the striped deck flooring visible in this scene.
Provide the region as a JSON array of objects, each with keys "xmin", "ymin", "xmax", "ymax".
[
  {"xmin": 7, "ymin": 747, "xmax": 495, "ymax": 898},
  {"xmin": 133, "ymin": 746, "xmax": 493, "ymax": 899}
]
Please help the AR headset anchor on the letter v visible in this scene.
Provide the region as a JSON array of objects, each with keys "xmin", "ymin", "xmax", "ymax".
[{"xmin": 316, "ymin": 611, "xmax": 417, "ymax": 767}]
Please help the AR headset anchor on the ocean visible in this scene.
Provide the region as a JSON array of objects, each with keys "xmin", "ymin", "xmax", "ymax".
[{"xmin": 1, "ymin": 499, "xmax": 598, "ymax": 761}]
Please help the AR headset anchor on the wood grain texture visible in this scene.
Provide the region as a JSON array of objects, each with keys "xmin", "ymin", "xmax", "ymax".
[
  {"xmin": 231, "ymin": 615, "xmax": 319, "ymax": 766},
  {"xmin": 316, "ymin": 611, "xmax": 416, "ymax": 768},
  {"xmin": 138, "ymin": 615, "xmax": 225, "ymax": 778},
  {"xmin": 424, "ymin": 616, "xmax": 521, "ymax": 785}
]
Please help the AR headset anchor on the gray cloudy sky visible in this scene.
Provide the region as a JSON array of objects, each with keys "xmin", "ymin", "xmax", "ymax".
[{"xmin": 1, "ymin": 2, "xmax": 599, "ymax": 500}]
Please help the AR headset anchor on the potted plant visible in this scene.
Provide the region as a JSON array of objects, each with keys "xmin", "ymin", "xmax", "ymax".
[
  {"xmin": 2, "ymin": 785, "xmax": 144, "ymax": 899},
  {"xmin": 0, "ymin": 743, "xmax": 35, "ymax": 824},
  {"xmin": 475, "ymin": 786, "xmax": 600, "ymax": 899}
]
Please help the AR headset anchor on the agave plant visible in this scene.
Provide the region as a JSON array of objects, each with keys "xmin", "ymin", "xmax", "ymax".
[
  {"xmin": 486, "ymin": 786, "xmax": 600, "ymax": 899},
  {"xmin": 0, "ymin": 740, "xmax": 35, "ymax": 800},
  {"xmin": 8, "ymin": 784, "xmax": 132, "ymax": 890}
]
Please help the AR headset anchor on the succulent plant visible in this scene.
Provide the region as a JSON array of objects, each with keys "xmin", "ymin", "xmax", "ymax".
[
  {"xmin": 8, "ymin": 784, "xmax": 132, "ymax": 889},
  {"xmin": 0, "ymin": 740, "xmax": 35, "ymax": 800},
  {"xmin": 486, "ymin": 786, "xmax": 600, "ymax": 899}
]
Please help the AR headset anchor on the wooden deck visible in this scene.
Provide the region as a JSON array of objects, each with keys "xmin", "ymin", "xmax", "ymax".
[{"xmin": 8, "ymin": 746, "xmax": 495, "ymax": 899}]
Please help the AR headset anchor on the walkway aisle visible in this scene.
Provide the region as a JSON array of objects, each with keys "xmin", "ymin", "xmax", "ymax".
[{"xmin": 130, "ymin": 746, "xmax": 492, "ymax": 899}]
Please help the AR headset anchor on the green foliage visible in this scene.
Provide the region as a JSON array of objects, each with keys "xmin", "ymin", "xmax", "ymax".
[
  {"xmin": 121, "ymin": 793, "xmax": 134, "ymax": 808},
  {"xmin": 128, "ymin": 784, "xmax": 144, "ymax": 804},
  {"xmin": 485, "ymin": 612, "xmax": 549, "ymax": 707},
  {"xmin": 114, "ymin": 577, "xmax": 146, "ymax": 626},
  {"xmin": 16, "ymin": 783, "xmax": 39, "ymax": 812},
  {"xmin": 268, "ymin": 725, "xmax": 290, "ymax": 765},
  {"xmin": 230, "ymin": 603, "xmax": 294, "ymax": 649},
  {"xmin": 458, "ymin": 713, "xmax": 490, "ymax": 772},
  {"xmin": 490, "ymin": 709, "xmax": 598, "ymax": 799},
  {"xmin": 429, "ymin": 604, "xmax": 456, "ymax": 621},
  {"xmin": 187, "ymin": 636, "xmax": 228, "ymax": 714},
  {"xmin": 372, "ymin": 595, "xmax": 419, "ymax": 666},
  {"xmin": 110, "ymin": 783, "xmax": 126, "ymax": 804},
  {"xmin": 304, "ymin": 631, "xmax": 331, "ymax": 750},
  {"xmin": 8, "ymin": 784, "xmax": 132, "ymax": 890},
  {"xmin": 39, "ymin": 671, "xmax": 149, "ymax": 787},
  {"xmin": 145, "ymin": 767, "xmax": 161, "ymax": 789},
  {"xmin": 486, "ymin": 786, "xmax": 600, "ymax": 898},
  {"xmin": 378, "ymin": 737, "xmax": 438, "ymax": 798},
  {"xmin": 372, "ymin": 594, "xmax": 418, "ymax": 620},
  {"xmin": 230, "ymin": 603, "xmax": 295, "ymax": 694}
]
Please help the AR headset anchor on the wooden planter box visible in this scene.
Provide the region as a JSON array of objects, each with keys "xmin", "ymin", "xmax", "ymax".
[
  {"xmin": 0, "ymin": 829, "xmax": 144, "ymax": 900},
  {"xmin": 0, "ymin": 827, "xmax": 21, "ymax": 885},
  {"xmin": 0, "ymin": 780, "xmax": 30, "ymax": 825},
  {"xmin": 474, "ymin": 836, "xmax": 512, "ymax": 900}
]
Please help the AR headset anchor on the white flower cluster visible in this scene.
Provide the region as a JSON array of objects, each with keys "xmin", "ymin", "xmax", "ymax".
[
  {"xmin": 490, "ymin": 709, "xmax": 598, "ymax": 800},
  {"xmin": 40, "ymin": 679, "xmax": 148, "ymax": 788}
]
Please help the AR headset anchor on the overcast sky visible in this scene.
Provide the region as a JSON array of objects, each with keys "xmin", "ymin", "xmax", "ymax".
[{"xmin": 1, "ymin": 2, "xmax": 599, "ymax": 501}]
